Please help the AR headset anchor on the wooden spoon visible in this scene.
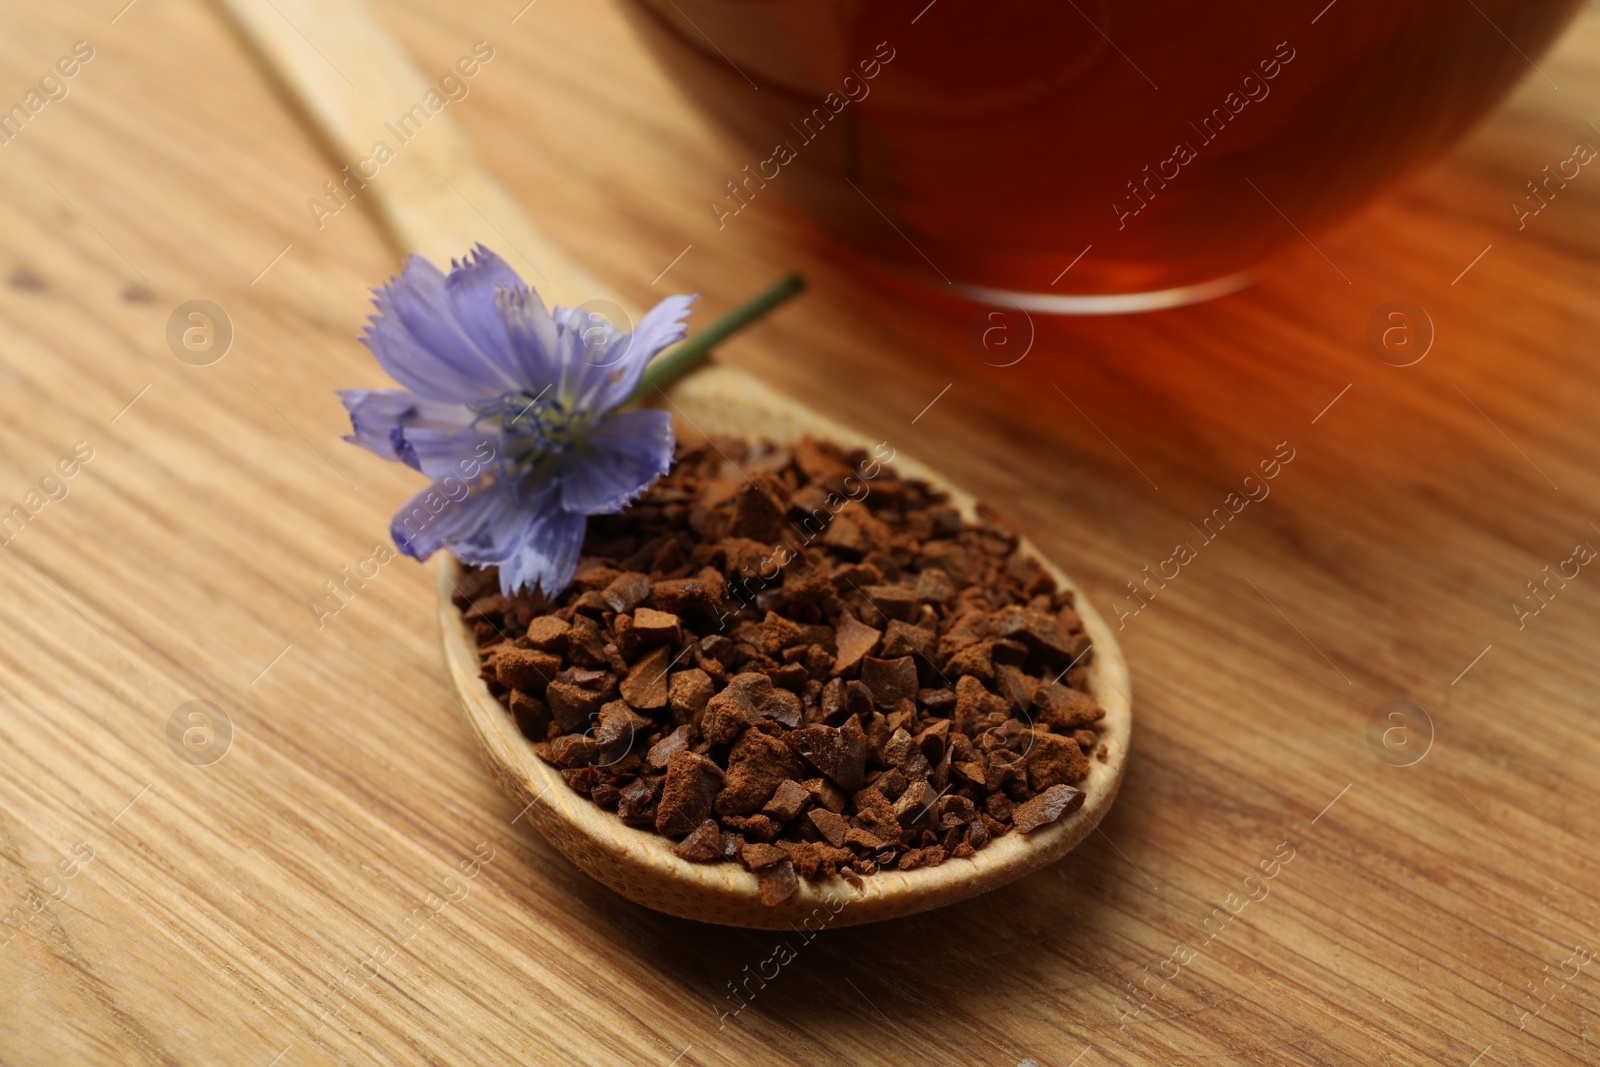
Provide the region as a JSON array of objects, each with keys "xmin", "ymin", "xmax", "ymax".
[
  {"xmin": 439, "ymin": 369, "xmax": 1132, "ymax": 928},
  {"xmin": 223, "ymin": 0, "xmax": 1132, "ymax": 928}
]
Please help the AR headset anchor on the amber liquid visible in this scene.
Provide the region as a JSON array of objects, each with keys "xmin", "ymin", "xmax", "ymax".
[{"xmin": 620, "ymin": 0, "xmax": 1581, "ymax": 298}]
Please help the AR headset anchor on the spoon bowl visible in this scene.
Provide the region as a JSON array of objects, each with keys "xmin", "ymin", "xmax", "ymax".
[{"xmin": 441, "ymin": 363, "xmax": 1132, "ymax": 929}]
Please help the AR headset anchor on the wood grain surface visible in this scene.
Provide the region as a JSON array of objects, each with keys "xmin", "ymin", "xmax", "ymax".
[{"xmin": 0, "ymin": 0, "xmax": 1597, "ymax": 1065}]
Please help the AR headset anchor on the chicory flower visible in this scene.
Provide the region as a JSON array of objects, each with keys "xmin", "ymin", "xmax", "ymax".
[{"xmin": 338, "ymin": 245, "xmax": 695, "ymax": 597}]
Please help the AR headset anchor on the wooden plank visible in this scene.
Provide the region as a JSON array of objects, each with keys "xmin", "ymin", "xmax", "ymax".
[{"xmin": 0, "ymin": 0, "xmax": 1596, "ymax": 1064}]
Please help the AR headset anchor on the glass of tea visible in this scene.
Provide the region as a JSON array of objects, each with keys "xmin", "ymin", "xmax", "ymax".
[{"xmin": 617, "ymin": 0, "xmax": 1583, "ymax": 311}]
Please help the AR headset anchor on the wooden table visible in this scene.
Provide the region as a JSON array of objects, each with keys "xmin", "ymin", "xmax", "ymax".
[{"xmin": 2, "ymin": 1, "xmax": 1597, "ymax": 1063}]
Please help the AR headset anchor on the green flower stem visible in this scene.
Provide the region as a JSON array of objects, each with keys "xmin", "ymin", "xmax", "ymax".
[{"xmin": 629, "ymin": 272, "xmax": 806, "ymax": 405}]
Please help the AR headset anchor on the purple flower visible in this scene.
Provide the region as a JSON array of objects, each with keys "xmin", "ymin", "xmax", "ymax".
[{"xmin": 338, "ymin": 245, "xmax": 695, "ymax": 597}]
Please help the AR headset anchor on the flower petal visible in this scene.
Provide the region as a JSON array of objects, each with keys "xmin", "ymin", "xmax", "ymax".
[
  {"xmin": 441, "ymin": 245, "xmax": 559, "ymax": 395},
  {"xmin": 337, "ymin": 388, "xmax": 425, "ymax": 465},
  {"xmin": 550, "ymin": 305, "xmax": 626, "ymax": 410},
  {"xmin": 556, "ymin": 408, "xmax": 675, "ymax": 515},
  {"xmin": 395, "ymin": 417, "xmax": 500, "ymax": 483},
  {"xmin": 494, "ymin": 285, "xmax": 560, "ymax": 397},
  {"xmin": 590, "ymin": 293, "xmax": 697, "ymax": 413},
  {"xmin": 390, "ymin": 478, "xmax": 507, "ymax": 562},
  {"xmin": 389, "ymin": 469, "xmax": 587, "ymax": 597},
  {"xmin": 336, "ymin": 387, "xmax": 500, "ymax": 480},
  {"xmin": 495, "ymin": 503, "xmax": 588, "ymax": 598},
  {"xmin": 551, "ymin": 294, "xmax": 696, "ymax": 414},
  {"xmin": 362, "ymin": 255, "xmax": 523, "ymax": 402},
  {"xmin": 361, "ymin": 304, "xmax": 494, "ymax": 404},
  {"xmin": 442, "ymin": 245, "xmax": 521, "ymax": 355},
  {"xmin": 387, "ymin": 258, "xmax": 523, "ymax": 394}
]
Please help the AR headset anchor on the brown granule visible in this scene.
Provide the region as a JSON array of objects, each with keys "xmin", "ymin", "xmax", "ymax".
[{"xmin": 455, "ymin": 436, "xmax": 1103, "ymax": 905}]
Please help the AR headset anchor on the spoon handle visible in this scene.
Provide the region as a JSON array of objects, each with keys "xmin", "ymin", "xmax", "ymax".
[{"xmin": 211, "ymin": 0, "xmax": 613, "ymax": 308}]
